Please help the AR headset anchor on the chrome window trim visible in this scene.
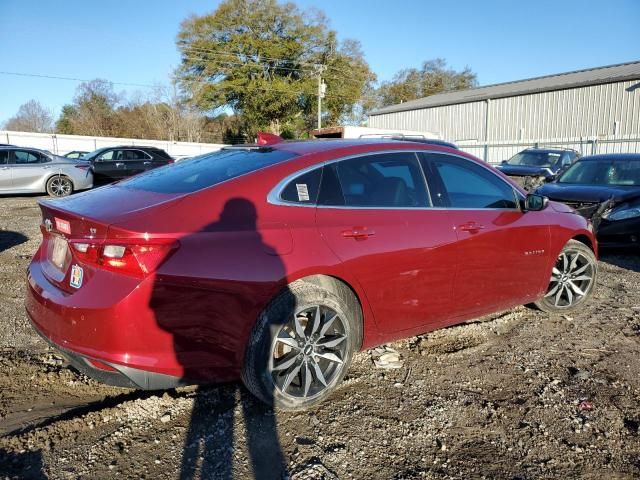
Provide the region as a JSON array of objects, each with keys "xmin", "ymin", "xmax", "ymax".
[
  {"xmin": 267, "ymin": 150, "xmax": 432, "ymax": 209},
  {"xmin": 268, "ymin": 149, "xmax": 525, "ymax": 211}
]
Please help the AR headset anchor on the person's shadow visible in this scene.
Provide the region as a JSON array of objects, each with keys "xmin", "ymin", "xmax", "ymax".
[
  {"xmin": 149, "ymin": 198, "xmax": 289, "ymax": 479},
  {"xmin": 0, "ymin": 449, "xmax": 46, "ymax": 479}
]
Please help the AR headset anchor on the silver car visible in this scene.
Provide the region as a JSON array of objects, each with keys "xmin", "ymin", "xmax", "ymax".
[{"xmin": 0, "ymin": 147, "xmax": 93, "ymax": 197}]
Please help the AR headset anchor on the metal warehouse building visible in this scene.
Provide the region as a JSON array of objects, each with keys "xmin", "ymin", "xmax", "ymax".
[{"xmin": 369, "ymin": 61, "xmax": 640, "ymax": 163}]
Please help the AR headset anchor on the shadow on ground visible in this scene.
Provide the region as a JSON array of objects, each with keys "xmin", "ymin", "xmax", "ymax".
[{"xmin": 0, "ymin": 230, "xmax": 28, "ymax": 253}]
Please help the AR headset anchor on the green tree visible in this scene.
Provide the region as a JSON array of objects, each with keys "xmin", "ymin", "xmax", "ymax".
[
  {"xmin": 176, "ymin": 0, "xmax": 374, "ymax": 137},
  {"xmin": 377, "ymin": 59, "xmax": 477, "ymax": 107}
]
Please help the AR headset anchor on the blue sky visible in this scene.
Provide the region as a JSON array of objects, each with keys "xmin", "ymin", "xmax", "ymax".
[{"xmin": 1, "ymin": 0, "xmax": 638, "ymax": 124}]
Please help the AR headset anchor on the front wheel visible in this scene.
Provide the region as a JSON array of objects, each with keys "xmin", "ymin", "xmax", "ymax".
[
  {"xmin": 534, "ymin": 239, "xmax": 597, "ymax": 313},
  {"xmin": 46, "ymin": 175, "xmax": 73, "ymax": 197},
  {"xmin": 242, "ymin": 278, "xmax": 362, "ymax": 410}
]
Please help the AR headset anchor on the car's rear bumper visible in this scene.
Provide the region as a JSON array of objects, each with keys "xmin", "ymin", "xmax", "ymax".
[
  {"xmin": 25, "ymin": 253, "xmax": 240, "ymax": 388},
  {"xmin": 30, "ymin": 324, "xmax": 187, "ymax": 390}
]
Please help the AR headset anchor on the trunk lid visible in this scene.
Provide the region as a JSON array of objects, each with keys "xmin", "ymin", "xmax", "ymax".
[{"xmin": 37, "ymin": 185, "xmax": 184, "ymax": 294}]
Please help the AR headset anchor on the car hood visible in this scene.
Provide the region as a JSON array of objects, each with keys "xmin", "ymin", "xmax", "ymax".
[
  {"xmin": 536, "ymin": 183, "xmax": 640, "ymax": 203},
  {"xmin": 496, "ymin": 164, "xmax": 555, "ymax": 177}
]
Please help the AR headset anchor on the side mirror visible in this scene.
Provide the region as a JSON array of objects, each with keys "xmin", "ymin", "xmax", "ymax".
[
  {"xmin": 501, "ymin": 160, "xmax": 508, "ymax": 165},
  {"xmin": 524, "ymin": 194, "xmax": 549, "ymax": 212}
]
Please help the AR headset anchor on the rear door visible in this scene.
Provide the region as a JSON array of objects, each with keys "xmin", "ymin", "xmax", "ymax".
[
  {"xmin": 422, "ymin": 152, "xmax": 551, "ymax": 317},
  {"xmin": 0, "ymin": 150, "xmax": 11, "ymax": 190},
  {"xmin": 11, "ymin": 149, "xmax": 51, "ymax": 190},
  {"xmin": 315, "ymin": 151, "xmax": 459, "ymax": 334},
  {"xmin": 122, "ymin": 149, "xmax": 151, "ymax": 176}
]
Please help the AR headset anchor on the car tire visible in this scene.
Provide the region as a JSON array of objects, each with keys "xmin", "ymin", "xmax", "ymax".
[
  {"xmin": 241, "ymin": 277, "xmax": 362, "ymax": 411},
  {"xmin": 534, "ymin": 240, "xmax": 597, "ymax": 313},
  {"xmin": 46, "ymin": 175, "xmax": 73, "ymax": 197}
]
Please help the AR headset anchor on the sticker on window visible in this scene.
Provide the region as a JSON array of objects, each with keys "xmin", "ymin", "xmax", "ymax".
[{"xmin": 296, "ymin": 184, "xmax": 310, "ymax": 202}]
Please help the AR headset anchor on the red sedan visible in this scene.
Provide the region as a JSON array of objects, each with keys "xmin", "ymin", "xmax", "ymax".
[{"xmin": 25, "ymin": 139, "xmax": 598, "ymax": 410}]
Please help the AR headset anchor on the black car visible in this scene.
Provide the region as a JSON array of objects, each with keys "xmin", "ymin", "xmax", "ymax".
[
  {"xmin": 497, "ymin": 148, "xmax": 580, "ymax": 190},
  {"xmin": 83, "ymin": 146, "xmax": 174, "ymax": 184},
  {"xmin": 536, "ymin": 153, "xmax": 640, "ymax": 248}
]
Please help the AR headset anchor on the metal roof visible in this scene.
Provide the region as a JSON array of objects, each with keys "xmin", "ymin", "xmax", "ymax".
[{"xmin": 371, "ymin": 60, "xmax": 640, "ymax": 116}]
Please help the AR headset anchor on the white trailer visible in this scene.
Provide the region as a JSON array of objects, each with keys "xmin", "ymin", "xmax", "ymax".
[{"xmin": 310, "ymin": 125, "xmax": 440, "ymax": 140}]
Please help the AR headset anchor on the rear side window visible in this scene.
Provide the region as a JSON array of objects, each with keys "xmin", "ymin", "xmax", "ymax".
[
  {"xmin": 280, "ymin": 168, "xmax": 322, "ymax": 204},
  {"xmin": 14, "ymin": 150, "xmax": 43, "ymax": 164},
  {"xmin": 124, "ymin": 150, "xmax": 150, "ymax": 160},
  {"xmin": 123, "ymin": 148, "xmax": 298, "ymax": 193},
  {"xmin": 425, "ymin": 153, "xmax": 517, "ymax": 209},
  {"xmin": 332, "ymin": 152, "xmax": 428, "ymax": 208}
]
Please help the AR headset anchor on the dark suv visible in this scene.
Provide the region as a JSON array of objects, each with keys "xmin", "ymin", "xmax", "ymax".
[
  {"xmin": 496, "ymin": 148, "xmax": 580, "ymax": 190},
  {"xmin": 83, "ymin": 146, "xmax": 174, "ymax": 184}
]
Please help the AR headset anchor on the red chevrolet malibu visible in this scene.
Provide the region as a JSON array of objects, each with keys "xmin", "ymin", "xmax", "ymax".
[{"xmin": 26, "ymin": 139, "xmax": 598, "ymax": 410}]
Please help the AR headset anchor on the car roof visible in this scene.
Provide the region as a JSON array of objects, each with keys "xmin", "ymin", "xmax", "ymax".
[
  {"xmin": 577, "ymin": 153, "xmax": 640, "ymax": 161},
  {"xmin": 521, "ymin": 148, "xmax": 576, "ymax": 154},
  {"xmin": 261, "ymin": 138, "xmax": 459, "ymax": 156}
]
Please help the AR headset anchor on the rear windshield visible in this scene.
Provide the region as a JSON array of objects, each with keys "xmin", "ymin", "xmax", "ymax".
[{"xmin": 121, "ymin": 148, "xmax": 298, "ymax": 193}]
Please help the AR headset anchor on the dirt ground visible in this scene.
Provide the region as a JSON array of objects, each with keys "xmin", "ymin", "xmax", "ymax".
[{"xmin": 1, "ymin": 195, "xmax": 639, "ymax": 480}]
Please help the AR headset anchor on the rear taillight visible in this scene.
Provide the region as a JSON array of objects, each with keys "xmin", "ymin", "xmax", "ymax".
[
  {"xmin": 75, "ymin": 164, "xmax": 91, "ymax": 171},
  {"xmin": 69, "ymin": 239, "xmax": 178, "ymax": 277}
]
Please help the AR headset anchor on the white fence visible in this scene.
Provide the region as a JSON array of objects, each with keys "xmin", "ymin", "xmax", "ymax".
[
  {"xmin": 0, "ymin": 130, "xmax": 226, "ymax": 158},
  {"xmin": 457, "ymin": 134, "xmax": 640, "ymax": 165}
]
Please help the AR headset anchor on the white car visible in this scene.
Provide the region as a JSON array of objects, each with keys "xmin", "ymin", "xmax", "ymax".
[{"xmin": 0, "ymin": 146, "xmax": 93, "ymax": 197}]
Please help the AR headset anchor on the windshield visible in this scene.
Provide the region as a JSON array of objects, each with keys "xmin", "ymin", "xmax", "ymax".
[
  {"xmin": 507, "ymin": 151, "xmax": 561, "ymax": 167},
  {"xmin": 121, "ymin": 147, "xmax": 299, "ymax": 193},
  {"xmin": 558, "ymin": 159, "xmax": 640, "ymax": 186}
]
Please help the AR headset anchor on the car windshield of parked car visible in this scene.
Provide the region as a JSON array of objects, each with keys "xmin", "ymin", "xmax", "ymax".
[
  {"xmin": 507, "ymin": 151, "xmax": 560, "ymax": 167},
  {"xmin": 558, "ymin": 159, "xmax": 640, "ymax": 186},
  {"xmin": 121, "ymin": 147, "xmax": 299, "ymax": 193}
]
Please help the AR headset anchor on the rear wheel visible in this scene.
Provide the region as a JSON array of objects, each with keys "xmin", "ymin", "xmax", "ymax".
[
  {"xmin": 242, "ymin": 277, "xmax": 362, "ymax": 410},
  {"xmin": 534, "ymin": 240, "xmax": 597, "ymax": 313},
  {"xmin": 46, "ymin": 175, "xmax": 73, "ymax": 197}
]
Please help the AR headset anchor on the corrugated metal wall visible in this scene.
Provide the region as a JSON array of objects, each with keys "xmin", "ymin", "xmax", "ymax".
[{"xmin": 369, "ymin": 79, "xmax": 640, "ymax": 161}]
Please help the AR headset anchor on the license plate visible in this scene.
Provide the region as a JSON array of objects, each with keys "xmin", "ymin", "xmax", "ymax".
[{"xmin": 50, "ymin": 236, "xmax": 67, "ymax": 269}]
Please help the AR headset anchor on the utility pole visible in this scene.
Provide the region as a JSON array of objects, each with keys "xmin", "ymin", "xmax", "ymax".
[{"xmin": 317, "ymin": 65, "xmax": 326, "ymax": 129}]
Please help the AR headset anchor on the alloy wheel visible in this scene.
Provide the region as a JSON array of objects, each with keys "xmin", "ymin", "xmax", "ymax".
[
  {"xmin": 544, "ymin": 250, "xmax": 595, "ymax": 308},
  {"xmin": 269, "ymin": 305, "xmax": 348, "ymax": 399},
  {"xmin": 49, "ymin": 177, "xmax": 72, "ymax": 197}
]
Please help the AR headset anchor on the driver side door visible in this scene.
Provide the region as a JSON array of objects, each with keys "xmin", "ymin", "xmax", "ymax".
[{"xmin": 92, "ymin": 149, "xmax": 125, "ymax": 183}]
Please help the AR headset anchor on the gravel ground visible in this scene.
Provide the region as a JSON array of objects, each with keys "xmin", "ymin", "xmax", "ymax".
[{"xmin": 0, "ymin": 195, "xmax": 639, "ymax": 479}]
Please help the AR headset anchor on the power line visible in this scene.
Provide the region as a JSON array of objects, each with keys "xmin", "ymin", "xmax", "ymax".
[
  {"xmin": 0, "ymin": 71, "xmax": 158, "ymax": 89},
  {"xmin": 0, "ymin": 70, "xmax": 376, "ymax": 102}
]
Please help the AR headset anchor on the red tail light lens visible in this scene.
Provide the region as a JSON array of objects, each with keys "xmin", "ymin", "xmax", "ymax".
[
  {"xmin": 75, "ymin": 163, "xmax": 91, "ymax": 171},
  {"xmin": 70, "ymin": 239, "xmax": 178, "ymax": 277}
]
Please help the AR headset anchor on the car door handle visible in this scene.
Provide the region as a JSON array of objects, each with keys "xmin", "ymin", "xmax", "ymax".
[
  {"xmin": 143, "ymin": 161, "xmax": 151, "ymax": 165},
  {"xmin": 458, "ymin": 222, "xmax": 485, "ymax": 233},
  {"xmin": 1, "ymin": 166, "xmax": 8, "ymax": 170},
  {"xmin": 342, "ymin": 227, "xmax": 375, "ymax": 240}
]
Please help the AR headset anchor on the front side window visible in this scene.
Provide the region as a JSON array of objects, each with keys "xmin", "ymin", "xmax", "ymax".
[
  {"xmin": 98, "ymin": 150, "xmax": 115, "ymax": 161},
  {"xmin": 426, "ymin": 154, "xmax": 518, "ymax": 209},
  {"xmin": 328, "ymin": 152, "xmax": 429, "ymax": 208},
  {"xmin": 13, "ymin": 150, "xmax": 43, "ymax": 164}
]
